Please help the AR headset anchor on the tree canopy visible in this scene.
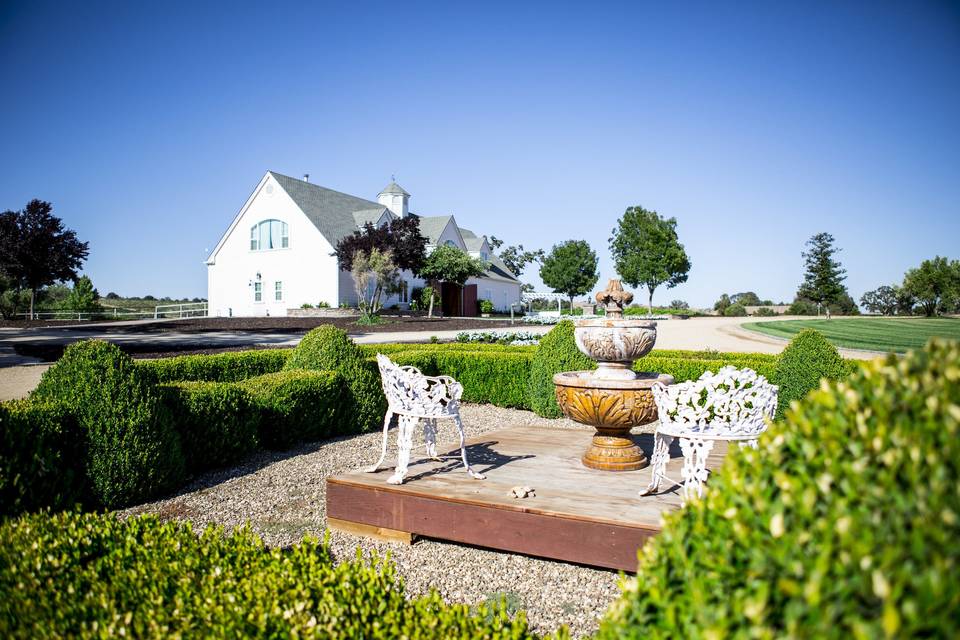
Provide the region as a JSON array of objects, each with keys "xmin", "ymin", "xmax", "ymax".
[
  {"xmin": 796, "ymin": 232, "xmax": 848, "ymax": 318},
  {"xmin": 539, "ymin": 240, "xmax": 599, "ymax": 307},
  {"xmin": 488, "ymin": 236, "xmax": 544, "ymax": 279},
  {"xmin": 902, "ymin": 256, "xmax": 960, "ymax": 317},
  {"xmin": 0, "ymin": 199, "xmax": 89, "ymax": 316},
  {"xmin": 67, "ymin": 276, "xmax": 101, "ymax": 313},
  {"xmin": 609, "ymin": 206, "xmax": 691, "ymax": 314},
  {"xmin": 860, "ymin": 285, "xmax": 900, "ymax": 315},
  {"xmin": 419, "ymin": 245, "xmax": 487, "ymax": 317},
  {"xmin": 334, "ymin": 217, "xmax": 427, "ymax": 276}
]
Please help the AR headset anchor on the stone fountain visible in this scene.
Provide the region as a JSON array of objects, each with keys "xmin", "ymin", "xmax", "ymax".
[{"xmin": 553, "ymin": 280, "xmax": 674, "ymax": 471}]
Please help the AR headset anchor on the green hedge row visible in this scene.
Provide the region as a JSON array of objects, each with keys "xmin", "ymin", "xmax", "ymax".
[
  {"xmin": 0, "ymin": 400, "xmax": 87, "ymax": 517},
  {"xmin": 141, "ymin": 348, "xmax": 292, "ymax": 383},
  {"xmin": 597, "ymin": 340, "xmax": 960, "ymax": 639},
  {"xmin": 0, "ymin": 511, "xmax": 540, "ymax": 639}
]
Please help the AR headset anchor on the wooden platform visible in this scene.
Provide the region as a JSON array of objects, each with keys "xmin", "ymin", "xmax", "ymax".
[{"xmin": 326, "ymin": 425, "xmax": 727, "ymax": 572}]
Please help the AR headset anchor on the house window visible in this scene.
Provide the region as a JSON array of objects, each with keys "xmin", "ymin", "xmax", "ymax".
[
  {"xmin": 253, "ymin": 281, "xmax": 262, "ymax": 302},
  {"xmin": 250, "ymin": 219, "xmax": 289, "ymax": 251},
  {"xmin": 275, "ymin": 281, "xmax": 283, "ymax": 301},
  {"xmin": 444, "ymin": 239, "xmax": 457, "ymax": 248},
  {"xmin": 480, "ymin": 251, "xmax": 488, "ymax": 261}
]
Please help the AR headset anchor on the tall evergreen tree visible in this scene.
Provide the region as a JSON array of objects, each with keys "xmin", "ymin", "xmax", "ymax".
[
  {"xmin": 796, "ymin": 232, "xmax": 848, "ymax": 319},
  {"xmin": 539, "ymin": 240, "xmax": 599, "ymax": 309}
]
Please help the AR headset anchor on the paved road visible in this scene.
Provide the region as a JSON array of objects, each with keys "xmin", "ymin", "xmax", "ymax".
[{"xmin": 0, "ymin": 316, "xmax": 882, "ymax": 402}]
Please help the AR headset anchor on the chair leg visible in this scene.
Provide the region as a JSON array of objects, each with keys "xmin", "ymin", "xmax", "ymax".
[
  {"xmin": 640, "ymin": 432, "xmax": 674, "ymax": 496},
  {"xmin": 387, "ymin": 415, "xmax": 417, "ymax": 485},
  {"xmin": 678, "ymin": 437, "xmax": 714, "ymax": 505},
  {"xmin": 365, "ymin": 410, "xmax": 393, "ymax": 473},
  {"xmin": 453, "ymin": 413, "xmax": 485, "ymax": 480},
  {"xmin": 424, "ymin": 418, "xmax": 440, "ymax": 461}
]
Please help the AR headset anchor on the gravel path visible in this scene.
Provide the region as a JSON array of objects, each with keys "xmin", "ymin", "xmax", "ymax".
[{"xmin": 123, "ymin": 404, "xmax": 644, "ymax": 637}]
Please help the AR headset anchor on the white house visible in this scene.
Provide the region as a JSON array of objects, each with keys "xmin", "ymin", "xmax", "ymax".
[{"xmin": 206, "ymin": 171, "xmax": 521, "ymax": 317}]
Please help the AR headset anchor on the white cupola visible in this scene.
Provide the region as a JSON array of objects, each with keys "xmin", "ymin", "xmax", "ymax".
[{"xmin": 378, "ymin": 180, "xmax": 410, "ymax": 217}]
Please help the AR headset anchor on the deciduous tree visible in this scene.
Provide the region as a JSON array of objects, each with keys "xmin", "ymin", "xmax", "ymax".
[
  {"xmin": 860, "ymin": 285, "xmax": 899, "ymax": 315},
  {"xmin": 902, "ymin": 256, "xmax": 960, "ymax": 317},
  {"xmin": 67, "ymin": 275, "xmax": 102, "ymax": 313},
  {"xmin": 539, "ymin": 240, "xmax": 599, "ymax": 309},
  {"xmin": 610, "ymin": 206, "xmax": 691, "ymax": 315},
  {"xmin": 335, "ymin": 217, "xmax": 427, "ymax": 275},
  {"xmin": 419, "ymin": 245, "xmax": 487, "ymax": 317},
  {"xmin": 0, "ymin": 200, "xmax": 89, "ymax": 317},
  {"xmin": 351, "ymin": 248, "xmax": 401, "ymax": 321}
]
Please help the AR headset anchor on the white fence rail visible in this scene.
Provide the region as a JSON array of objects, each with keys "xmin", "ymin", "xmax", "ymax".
[{"xmin": 153, "ymin": 302, "xmax": 208, "ymax": 319}]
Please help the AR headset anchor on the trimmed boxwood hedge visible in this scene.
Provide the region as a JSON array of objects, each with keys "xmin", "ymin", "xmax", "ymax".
[
  {"xmin": 285, "ymin": 326, "xmax": 385, "ymax": 433},
  {"xmin": 160, "ymin": 381, "xmax": 260, "ymax": 472},
  {"xmin": 0, "ymin": 511, "xmax": 539, "ymax": 639},
  {"xmin": 141, "ymin": 348, "xmax": 291, "ymax": 383},
  {"xmin": 772, "ymin": 328, "xmax": 851, "ymax": 419},
  {"xmin": 0, "ymin": 400, "xmax": 89, "ymax": 516},
  {"xmin": 597, "ymin": 339, "xmax": 960, "ymax": 639},
  {"xmin": 31, "ymin": 340, "xmax": 185, "ymax": 509},
  {"xmin": 238, "ymin": 370, "xmax": 348, "ymax": 449},
  {"xmin": 528, "ymin": 321, "xmax": 596, "ymax": 417}
]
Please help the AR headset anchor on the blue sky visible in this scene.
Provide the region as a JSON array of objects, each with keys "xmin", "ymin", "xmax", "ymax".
[{"xmin": 1, "ymin": 1, "xmax": 957, "ymax": 307}]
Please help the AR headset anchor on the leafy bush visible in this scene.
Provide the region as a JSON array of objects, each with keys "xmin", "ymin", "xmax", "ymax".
[
  {"xmin": 480, "ymin": 299, "xmax": 494, "ymax": 314},
  {"xmin": 597, "ymin": 340, "xmax": 960, "ymax": 639},
  {"xmin": 160, "ymin": 382, "xmax": 260, "ymax": 472},
  {"xmin": 0, "ymin": 511, "xmax": 538, "ymax": 639},
  {"xmin": 238, "ymin": 370, "xmax": 347, "ymax": 449},
  {"xmin": 528, "ymin": 321, "xmax": 595, "ymax": 417},
  {"xmin": 0, "ymin": 400, "xmax": 88, "ymax": 516},
  {"xmin": 31, "ymin": 340, "xmax": 185, "ymax": 508},
  {"xmin": 772, "ymin": 329, "xmax": 850, "ymax": 418},
  {"xmin": 723, "ymin": 303, "xmax": 747, "ymax": 317},
  {"xmin": 753, "ymin": 306, "xmax": 778, "ymax": 317},
  {"xmin": 284, "ymin": 326, "xmax": 385, "ymax": 433},
  {"xmin": 140, "ymin": 349, "xmax": 291, "ymax": 383}
]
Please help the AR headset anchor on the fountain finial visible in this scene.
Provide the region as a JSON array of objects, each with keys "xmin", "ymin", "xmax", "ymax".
[{"xmin": 595, "ymin": 279, "xmax": 634, "ymax": 319}]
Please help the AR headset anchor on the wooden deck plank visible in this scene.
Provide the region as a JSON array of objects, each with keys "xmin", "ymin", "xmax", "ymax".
[{"xmin": 327, "ymin": 425, "xmax": 728, "ymax": 571}]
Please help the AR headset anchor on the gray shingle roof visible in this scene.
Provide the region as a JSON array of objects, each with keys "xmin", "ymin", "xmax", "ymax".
[
  {"xmin": 379, "ymin": 181, "xmax": 410, "ymax": 197},
  {"xmin": 414, "ymin": 215, "xmax": 454, "ymax": 245},
  {"xmin": 484, "ymin": 254, "xmax": 519, "ymax": 282},
  {"xmin": 271, "ymin": 171, "xmax": 383, "ymax": 245},
  {"xmin": 352, "ymin": 207, "xmax": 392, "ymax": 228},
  {"xmin": 458, "ymin": 227, "xmax": 486, "ymax": 252}
]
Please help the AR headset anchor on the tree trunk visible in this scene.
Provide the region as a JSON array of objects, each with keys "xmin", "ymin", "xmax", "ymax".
[
  {"xmin": 427, "ymin": 282, "xmax": 435, "ymax": 318},
  {"xmin": 569, "ymin": 295, "xmax": 574, "ymax": 314},
  {"xmin": 648, "ymin": 288, "xmax": 654, "ymax": 317},
  {"xmin": 29, "ymin": 288, "xmax": 36, "ymax": 319}
]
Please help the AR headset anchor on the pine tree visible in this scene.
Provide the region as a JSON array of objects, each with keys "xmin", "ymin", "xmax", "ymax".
[{"xmin": 796, "ymin": 232, "xmax": 848, "ymax": 319}]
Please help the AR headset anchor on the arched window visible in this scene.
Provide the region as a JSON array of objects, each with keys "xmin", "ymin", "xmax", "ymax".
[
  {"xmin": 444, "ymin": 239, "xmax": 457, "ymax": 248},
  {"xmin": 250, "ymin": 219, "xmax": 289, "ymax": 251}
]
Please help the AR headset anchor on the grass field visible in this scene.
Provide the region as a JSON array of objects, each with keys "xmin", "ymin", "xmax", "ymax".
[{"xmin": 743, "ymin": 317, "xmax": 960, "ymax": 353}]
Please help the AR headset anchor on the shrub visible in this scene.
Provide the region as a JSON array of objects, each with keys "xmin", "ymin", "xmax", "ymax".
[
  {"xmin": 387, "ymin": 349, "xmax": 534, "ymax": 409},
  {"xmin": 140, "ymin": 349, "xmax": 291, "ymax": 383},
  {"xmin": 0, "ymin": 400, "xmax": 88, "ymax": 516},
  {"xmin": 772, "ymin": 329, "xmax": 850, "ymax": 418},
  {"xmin": 753, "ymin": 306, "xmax": 778, "ymax": 316},
  {"xmin": 0, "ymin": 511, "xmax": 537, "ymax": 639},
  {"xmin": 284, "ymin": 326, "xmax": 385, "ymax": 433},
  {"xmin": 597, "ymin": 340, "xmax": 960, "ymax": 639},
  {"xmin": 160, "ymin": 382, "xmax": 260, "ymax": 472},
  {"xmin": 31, "ymin": 340, "xmax": 184, "ymax": 508},
  {"xmin": 480, "ymin": 299, "xmax": 494, "ymax": 314},
  {"xmin": 723, "ymin": 303, "xmax": 747, "ymax": 317},
  {"xmin": 238, "ymin": 370, "xmax": 347, "ymax": 449},
  {"xmin": 528, "ymin": 321, "xmax": 595, "ymax": 417}
]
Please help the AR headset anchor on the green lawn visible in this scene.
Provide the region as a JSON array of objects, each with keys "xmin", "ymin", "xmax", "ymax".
[{"xmin": 743, "ymin": 317, "xmax": 960, "ymax": 353}]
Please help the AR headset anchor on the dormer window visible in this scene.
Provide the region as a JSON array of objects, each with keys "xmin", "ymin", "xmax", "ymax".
[{"xmin": 250, "ymin": 219, "xmax": 289, "ymax": 251}]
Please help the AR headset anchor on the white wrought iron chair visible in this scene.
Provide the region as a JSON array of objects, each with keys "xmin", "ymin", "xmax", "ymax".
[
  {"xmin": 642, "ymin": 366, "xmax": 777, "ymax": 503},
  {"xmin": 367, "ymin": 354, "xmax": 486, "ymax": 485}
]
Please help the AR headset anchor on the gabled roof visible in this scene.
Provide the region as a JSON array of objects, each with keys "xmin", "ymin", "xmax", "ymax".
[
  {"xmin": 458, "ymin": 227, "xmax": 487, "ymax": 252},
  {"xmin": 414, "ymin": 215, "xmax": 455, "ymax": 245},
  {"xmin": 352, "ymin": 207, "xmax": 392, "ymax": 228},
  {"xmin": 483, "ymin": 254, "xmax": 519, "ymax": 282},
  {"xmin": 379, "ymin": 181, "xmax": 409, "ymax": 197},
  {"xmin": 271, "ymin": 171, "xmax": 383, "ymax": 245}
]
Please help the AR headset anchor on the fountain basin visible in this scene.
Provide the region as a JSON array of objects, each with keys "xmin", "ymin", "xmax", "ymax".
[
  {"xmin": 554, "ymin": 371, "xmax": 675, "ymax": 471},
  {"xmin": 574, "ymin": 319, "xmax": 657, "ymax": 380}
]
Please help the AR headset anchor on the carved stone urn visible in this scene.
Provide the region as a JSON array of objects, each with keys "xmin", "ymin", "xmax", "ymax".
[{"xmin": 553, "ymin": 279, "xmax": 673, "ymax": 471}]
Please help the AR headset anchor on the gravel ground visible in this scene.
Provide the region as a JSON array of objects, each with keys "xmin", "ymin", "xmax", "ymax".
[{"xmin": 122, "ymin": 404, "xmax": 648, "ymax": 637}]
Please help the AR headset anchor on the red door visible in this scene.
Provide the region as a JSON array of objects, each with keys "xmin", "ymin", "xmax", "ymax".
[{"xmin": 462, "ymin": 284, "xmax": 478, "ymax": 317}]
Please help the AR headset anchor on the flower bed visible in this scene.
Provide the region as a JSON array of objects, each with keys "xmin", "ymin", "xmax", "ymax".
[{"xmin": 455, "ymin": 329, "xmax": 542, "ymax": 345}]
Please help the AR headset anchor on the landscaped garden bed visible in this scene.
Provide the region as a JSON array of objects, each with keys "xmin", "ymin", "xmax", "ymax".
[{"xmin": 1, "ymin": 322, "xmax": 957, "ymax": 638}]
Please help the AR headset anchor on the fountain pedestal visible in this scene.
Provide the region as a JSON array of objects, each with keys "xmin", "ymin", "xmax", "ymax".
[
  {"xmin": 554, "ymin": 371, "xmax": 674, "ymax": 471},
  {"xmin": 553, "ymin": 279, "xmax": 674, "ymax": 472}
]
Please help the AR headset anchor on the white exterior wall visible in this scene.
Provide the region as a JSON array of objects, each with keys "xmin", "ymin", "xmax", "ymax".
[
  {"xmin": 207, "ymin": 174, "xmax": 340, "ymax": 317},
  {"xmin": 470, "ymin": 277, "xmax": 521, "ymax": 312}
]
